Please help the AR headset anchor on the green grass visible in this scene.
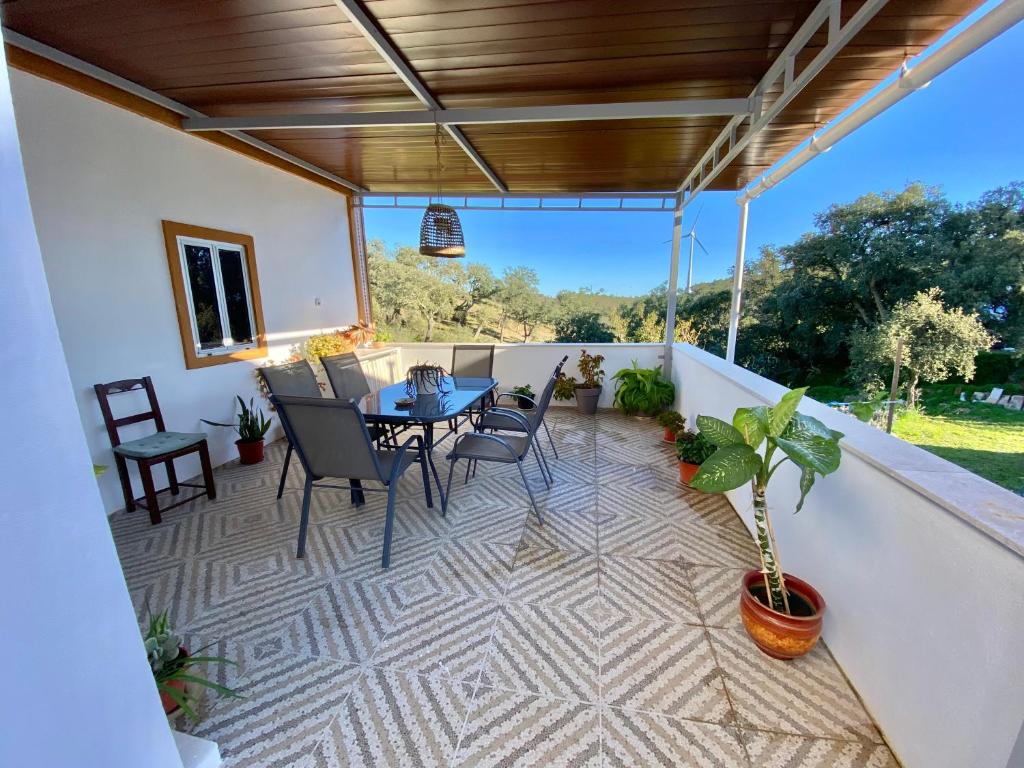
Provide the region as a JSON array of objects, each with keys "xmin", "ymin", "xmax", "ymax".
[{"xmin": 891, "ymin": 401, "xmax": 1024, "ymax": 493}]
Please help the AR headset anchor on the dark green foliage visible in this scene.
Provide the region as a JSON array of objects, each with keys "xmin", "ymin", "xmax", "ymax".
[
  {"xmin": 611, "ymin": 362, "xmax": 675, "ymax": 415},
  {"xmin": 675, "ymin": 431, "xmax": 716, "ymax": 464},
  {"xmin": 657, "ymin": 410, "xmax": 686, "ymax": 431},
  {"xmin": 554, "ymin": 310, "xmax": 616, "ymax": 343}
]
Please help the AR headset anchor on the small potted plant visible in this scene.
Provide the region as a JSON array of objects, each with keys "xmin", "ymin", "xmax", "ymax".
[
  {"xmin": 553, "ymin": 349, "xmax": 606, "ymax": 415},
  {"xmin": 144, "ymin": 608, "xmax": 239, "ymax": 721},
  {"xmin": 675, "ymin": 430, "xmax": 716, "ymax": 484},
  {"xmin": 511, "ymin": 385, "xmax": 536, "ymax": 410},
  {"xmin": 406, "ymin": 362, "xmax": 449, "ymax": 397},
  {"xmin": 689, "ymin": 387, "xmax": 843, "ymax": 660},
  {"xmin": 611, "ymin": 362, "xmax": 676, "ymax": 416},
  {"xmin": 203, "ymin": 396, "xmax": 272, "ymax": 464},
  {"xmin": 657, "ymin": 411, "xmax": 686, "ymax": 443}
]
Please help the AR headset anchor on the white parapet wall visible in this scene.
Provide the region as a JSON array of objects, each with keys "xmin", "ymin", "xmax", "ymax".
[
  {"xmin": 389, "ymin": 342, "xmax": 664, "ymax": 409},
  {"xmin": 672, "ymin": 343, "xmax": 1024, "ymax": 768}
]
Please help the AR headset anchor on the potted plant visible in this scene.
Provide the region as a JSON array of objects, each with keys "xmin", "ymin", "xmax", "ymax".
[
  {"xmin": 405, "ymin": 362, "xmax": 449, "ymax": 397},
  {"xmin": 689, "ymin": 387, "xmax": 843, "ymax": 660},
  {"xmin": 611, "ymin": 362, "xmax": 676, "ymax": 416},
  {"xmin": 202, "ymin": 396, "xmax": 273, "ymax": 464},
  {"xmin": 675, "ymin": 430, "xmax": 716, "ymax": 484},
  {"xmin": 657, "ymin": 411, "xmax": 686, "ymax": 443},
  {"xmin": 511, "ymin": 385, "xmax": 536, "ymax": 410},
  {"xmin": 553, "ymin": 349, "xmax": 606, "ymax": 415},
  {"xmin": 144, "ymin": 608, "xmax": 239, "ymax": 721}
]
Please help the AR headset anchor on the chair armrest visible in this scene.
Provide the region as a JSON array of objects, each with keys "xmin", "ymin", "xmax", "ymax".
[{"xmin": 495, "ymin": 392, "xmax": 538, "ymax": 408}]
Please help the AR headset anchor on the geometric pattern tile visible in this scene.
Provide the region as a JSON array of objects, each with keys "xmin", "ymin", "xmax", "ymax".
[
  {"xmin": 741, "ymin": 730, "xmax": 900, "ymax": 767},
  {"xmin": 454, "ymin": 687, "xmax": 602, "ymax": 767},
  {"xmin": 600, "ymin": 555, "xmax": 702, "ymax": 624},
  {"xmin": 371, "ymin": 592, "xmax": 499, "ymax": 682},
  {"xmin": 106, "ymin": 409, "xmax": 891, "ymax": 768},
  {"xmin": 601, "ymin": 617, "xmax": 733, "ymax": 723},
  {"xmin": 709, "ymin": 628, "xmax": 883, "ymax": 744},
  {"xmin": 688, "ymin": 566, "xmax": 747, "ymax": 629},
  {"xmin": 602, "ymin": 707, "xmax": 750, "ymax": 767},
  {"xmin": 328, "ymin": 667, "xmax": 472, "ymax": 768},
  {"xmin": 479, "ymin": 602, "xmax": 600, "ymax": 700}
]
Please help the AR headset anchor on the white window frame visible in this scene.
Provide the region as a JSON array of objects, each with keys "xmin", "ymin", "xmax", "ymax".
[{"xmin": 176, "ymin": 235, "xmax": 258, "ymax": 357}]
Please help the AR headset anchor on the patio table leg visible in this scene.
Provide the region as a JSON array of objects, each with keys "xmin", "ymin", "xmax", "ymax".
[
  {"xmin": 350, "ymin": 478, "xmax": 365, "ymax": 506},
  {"xmin": 423, "ymin": 422, "xmax": 446, "ymax": 507}
]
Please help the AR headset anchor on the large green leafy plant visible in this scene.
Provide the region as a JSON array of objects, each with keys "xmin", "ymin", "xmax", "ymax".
[
  {"xmin": 611, "ymin": 362, "xmax": 675, "ymax": 415},
  {"xmin": 689, "ymin": 388, "xmax": 843, "ymax": 614}
]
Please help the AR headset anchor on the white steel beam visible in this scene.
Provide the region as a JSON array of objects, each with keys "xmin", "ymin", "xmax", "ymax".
[
  {"xmin": 663, "ymin": 193, "xmax": 685, "ymax": 376},
  {"xmin": 182, "ymin": 98, "xmax": 751, "ymax": 132},
  {"xmin": 0, "ymin": 28, "xmax": 367, "ymax": 194},
  {"xmin": 332, "ymin": 0, "xmax": 507, "ymax": 192},
  {"xmin": 677, "ymin": 0, "xmax": 889, "ymax": 205},
  {"xmin": 725, "ymin": 200, "xmax": 750, "ymax": 364},
  {"xmin": 739, "ymin": 0, "xmax": 1024, "ymax": 203},
  {"xmin": 356, "ymin": 192, "xmax": 676, "ymax": 213}
]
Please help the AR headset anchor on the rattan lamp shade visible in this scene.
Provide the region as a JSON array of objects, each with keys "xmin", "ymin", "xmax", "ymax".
[{"xmin": 419, "ymin": 203, "xmax": 466, "ymax": 258}]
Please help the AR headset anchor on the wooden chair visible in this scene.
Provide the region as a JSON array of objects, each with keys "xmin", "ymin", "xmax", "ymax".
[{"xmin": 94, "ymin": 377, "xmax": 216, "ymax": 524}]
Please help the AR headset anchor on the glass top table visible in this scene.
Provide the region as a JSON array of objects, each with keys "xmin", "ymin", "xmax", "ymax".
[{"xmin": 357, "ymin": 376, "xmax": 498, "ymax": 425}]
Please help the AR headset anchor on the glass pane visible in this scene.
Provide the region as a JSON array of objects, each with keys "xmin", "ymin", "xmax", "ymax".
[
  {"xmin": 183, "ymin": 244, "xmax": 224, "ymax": 350},
  {"xmin": 217, "ymin": 248, "xmax": 253, "ymax": 345}
]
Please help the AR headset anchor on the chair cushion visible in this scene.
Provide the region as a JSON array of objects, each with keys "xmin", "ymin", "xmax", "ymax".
[
  {"xmin": 114, "ymin": 431, "xmax": 206, "ymax": 459},
  {"xmin": 448, "ymin": 433, "xmax": 528, "ymax": 463}
]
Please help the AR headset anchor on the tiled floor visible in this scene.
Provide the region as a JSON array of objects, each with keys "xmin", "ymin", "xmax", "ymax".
[{"xmin": 111, "ymin": 409, "xmax": 898, "ymax": 768}]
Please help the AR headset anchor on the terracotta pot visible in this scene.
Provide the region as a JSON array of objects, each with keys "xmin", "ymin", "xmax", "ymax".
[
  {"xmin": 574, "ymin": 386, "xmax": 601, "ymax": 415},
  {"xmin": 663, "ymin": 426, "xmax": 676, "ymax": 443},
  {"xmin": 236, "ymin": 438, "xmax": 265, "ymax": 464},
  {"xmin": 159, "ymin": 646, "xmax": 189, "ymax": 715},
  {"xmin": 739, "ymin": 571, "xmax": 826, "ymax": 660},
  {"xmin": 677, "ymin": 460, "xmax": 700, "ymax": 485}
]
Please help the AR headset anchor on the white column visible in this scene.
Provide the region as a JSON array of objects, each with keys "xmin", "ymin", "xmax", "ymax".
[
  {"xmin": 0, "ymin": 53, "xmax": 184, "ymax": 768},
  {"xmin": 725, "ymin": 199, "xmax": 749, "ymax": 363},
  {"xmin": 662, "ymin": 192, "xmax": 684, "ymax": 376}
]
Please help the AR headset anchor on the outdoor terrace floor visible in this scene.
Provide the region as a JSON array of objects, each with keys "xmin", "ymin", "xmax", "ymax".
[{"xmin": 111, "ymin": 409, "xmax": 897, "ymax": 767}]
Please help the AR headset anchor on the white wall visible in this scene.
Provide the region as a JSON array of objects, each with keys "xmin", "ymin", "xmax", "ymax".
[
  {"xmin": 390, "ymin": 342, "xmax": 664, "ymax": 408},
  {"xmin": 1, "ymin": 53, "xmax": 182, "ymax": 768},
  {"xmin": 11, "ymin": 71, "xmax": 358, "ymax": 513},
  {"xmin": 673, "ymin": 343, "xmax": 1024, "ymax": 768}
]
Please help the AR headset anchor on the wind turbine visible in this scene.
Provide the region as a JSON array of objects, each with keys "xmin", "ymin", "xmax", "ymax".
[{"xmin": 683, "ymin": 207, "xmax": 708, "ymax": 294}]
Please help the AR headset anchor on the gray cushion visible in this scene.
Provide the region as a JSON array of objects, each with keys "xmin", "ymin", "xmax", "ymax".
[
  {"xmin": 448, "ymin": 433, "xmax": 528, "ymax": 463},
  {"xmin": 114, "ymin": 431, "xmax": 205, "ymax": 459},
  {"xmin": 376, "ymin": 448, "xmax": 417, "ymax": 479}
]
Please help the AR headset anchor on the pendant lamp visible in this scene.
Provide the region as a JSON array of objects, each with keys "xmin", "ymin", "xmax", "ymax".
[{"xmin": 419, "ymin": 125, "xmax": 466, "ymax": 258}]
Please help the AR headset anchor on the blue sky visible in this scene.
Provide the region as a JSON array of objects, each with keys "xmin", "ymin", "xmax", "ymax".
[{"xmin": 364, "ymin": 3, "xmax": 1024, "ymax": 297}]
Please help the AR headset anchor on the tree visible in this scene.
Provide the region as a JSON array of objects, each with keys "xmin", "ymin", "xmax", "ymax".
[
  {"xmin": 453, "ymin": 263, "xmax": 500, "ymax": 328},
  {"xmin": 498, "ymin": 267, "xmax": 546, "ymax": 342},
  {"xmin": 554, "ymin": 310, "xmax": 616, "ymax": 343},
  {"xmin": 849, "ymin": 288, "xmax": 993, "ymax": 407}
]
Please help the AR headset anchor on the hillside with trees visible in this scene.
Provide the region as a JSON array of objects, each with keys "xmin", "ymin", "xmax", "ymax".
[{"xmin": 369, "ymin": 181, "xmax": 1022, "ymax": 388}]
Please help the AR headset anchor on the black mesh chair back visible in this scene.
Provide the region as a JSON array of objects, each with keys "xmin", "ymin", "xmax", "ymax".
[
  {"xmin": 272, "ymin": 395, "xmax": 382, "ymax": 480},
  {"xmin": 270, "ymin": 394, "xmax": 435, "ymax": 568},
  {"xmin": 259, "ymin": 360, "xmax": 321, "ymax": 398},
  {"xmin": 451, "ymin": 344, "xmax": 495, "ymax": 378},
  {"xmin": 321, "ymin": 352, "xmax": 372, "ymax": 401},
  {"xmin": 259, "ymin": 360, "xmax": 321, "ymax": 499}
]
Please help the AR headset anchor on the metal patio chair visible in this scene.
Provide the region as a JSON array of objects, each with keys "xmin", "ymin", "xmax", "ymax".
[
  {"xmin": 443, "ymin": 409, "xmax": 547, "ymax": 523},
  {"xmin": 94, "ymin": 376, "xmax": 215, "ymax": 524},
  {"xmin": 259, "ymin": 360, "xmax": 322, "ymax": 499},
  {"xmin": 478, "ymin": 355, "xmax": 567, "ymax": 465},
  {"xmin": 451, "ymin": 344, "xmax": 495, "ymax": 378},
  {"xmin": 270, "ymin": 394, "xmax": 435, "ymax": 567},
  {"xmin": 321, "ymin": 351, "xmax": 403, "ymax": 449}
]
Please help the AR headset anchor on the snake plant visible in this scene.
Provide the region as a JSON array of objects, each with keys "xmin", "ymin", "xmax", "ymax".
[{"xmin": 689, "ymin": 387, "xmax": 843, "ymax": 614}]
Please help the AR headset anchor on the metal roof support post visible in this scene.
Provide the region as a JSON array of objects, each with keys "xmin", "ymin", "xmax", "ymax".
[
  {"xmin": 663, "ymin": 192, "xmax": 684, "ymax": 377},
  {"xmin": 726, "ymin": 199, "xmax": 749, "ymax": 364}
]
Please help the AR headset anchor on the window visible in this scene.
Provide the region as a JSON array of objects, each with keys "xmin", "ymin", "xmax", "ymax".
[{"xmin": 162, "ymin": 221, "xmax": 266, "ymax": 369}]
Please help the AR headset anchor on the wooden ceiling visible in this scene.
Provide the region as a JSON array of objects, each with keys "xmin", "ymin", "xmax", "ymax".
[{"xmin": 1, "ymin": 0, "xmax": 983, "ymax": 193}]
